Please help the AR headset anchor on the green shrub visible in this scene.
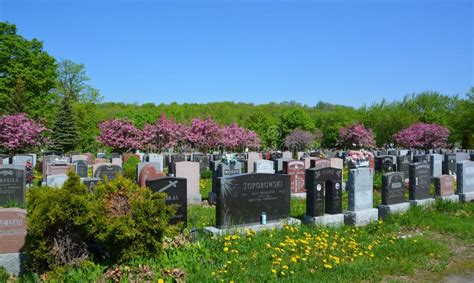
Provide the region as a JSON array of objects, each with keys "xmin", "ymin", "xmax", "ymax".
[
  {"xmin": 90, "ymin": 176, "xmax": 175, "ymax": 263},
  {"xmin": 200, "ymin": 169, "xmax": 212, "ymax": 179},
  {"xmin": 25, "ymin": 171, "xmax": 175, "ymax": 273},
  {"xmin": 373, "ymin": 171, "xmax": 383, "ymax": 191},
  {"xmin": 123, "ymin": 155, "xmax": 141, "ymax": 180}
]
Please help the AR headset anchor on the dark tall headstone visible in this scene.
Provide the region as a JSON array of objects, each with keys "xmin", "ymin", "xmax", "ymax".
[
  {"xmin": 396, "ymin": 155, "xmax": 410, "ymax": 180},
  {"xmin": 409, "ymin": 163, "xmax": 431, "ymax": 200},
  {"xmin": 146, "ymin": 177, "xmax": 187, "ymax": 224},
  {"xmin": 305, "ymin": 167, "xmax": 342, "ymax": 217},
  {"xmin": 0, "ymin": 166, "xmax": 26, "ymax": 206},
  {"xmin": 310, "ymin": 158, "xmax": 331, "ymax": 170},
  {"xmin": 93, "ymin": 164, "xmax": 123, "ymax": 181},
  {"xmin": 413, "ymin": 155, "xmax": 429, "ymax": 163},
  {"xmin": 382, "ymin": 172, "xmax": 405, "ymax": 205},
  {"xmin": 443, "ymin": 154, "xmax": 456, "ymax": 175},
  {"xmin": 193, "ymin": 154, "xmax": 210, "ymax": 174},
  {"xmin": 74, "ymin": 160, "xmax": 89, "ymax": 178},
  {"xmin": 216, "ymin": 173, "xmax": 290, "ymax": 228},
  {"xmin": 376, "ymin": 156, "xmax": 396, "ymax": 172},
  {"xmin": 168, "ymin": 154, "xmax": 186, "ymax": 175}
]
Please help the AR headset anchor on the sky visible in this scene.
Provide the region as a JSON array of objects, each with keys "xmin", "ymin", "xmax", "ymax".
[{"xmin": 1, "ymin": 0, "xmax": 472, "ymax": 108}]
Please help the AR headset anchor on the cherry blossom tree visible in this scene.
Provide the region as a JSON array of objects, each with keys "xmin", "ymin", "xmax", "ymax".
[
  {"xmin": 142, "ymin": 113, "xmax": 179, "ymax": 151},
  {"xmin": 97, "ymin": 119, "xmax": 142, "ymax": 152},
  {"xmin": 0, "ymin": 113, "xmax": 49, "ymax": 153},
  {"xmin": 187, "ymin": 116, "xmax": 221, "ymax": 152},
  {"xmin": 337, "ymin": 123, "xmax": 376, "ymax": 149},
  {"xmin": 284, "ymin": 129, "xmax": 314, "ymax": 151},
  {"xmin": 393, "ymin": 122, "xmax": 450, "ymax": 149}
]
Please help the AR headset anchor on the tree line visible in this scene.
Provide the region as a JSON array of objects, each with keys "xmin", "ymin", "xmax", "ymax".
[{"xmin": 1, "ymin": 21, "xmax": 473, "ymax": 153}]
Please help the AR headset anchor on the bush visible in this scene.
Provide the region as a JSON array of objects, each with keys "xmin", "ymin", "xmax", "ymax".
[
  {"xmin": 122, "ymin": 155, "xmax": 141, "ymax": 180},
  {"xmin": 25, "ymin": 171, "xmax": 175, "ymax": 273}
]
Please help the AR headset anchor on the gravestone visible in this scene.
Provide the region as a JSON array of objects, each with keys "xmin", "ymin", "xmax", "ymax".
[
  {"xmin": 41, "ymin": 155, "xmax": 60, "ymax": 174},
  {"xmin": 138, "ymin": 164, "xmax": 165, "ymax": 187},
  {"xmin": 455, "ymin": 152, "xmax": 471, "ymax": 162},
  {"xmin": 300, "ymin": 157, "xmax": 312, "ymax": 169},
  {"xmin": 247, "ymin": 152, "xmax": 261, "ymax": 173},
  {"xmin": 110, "ymin": 152, "xmax": 121, "ymax": 160},
  {"xmin": 378, "ymin": 172, "xmax": 410, "ymax": 219},
  {"xmin": 345, "ymin": 167, "xmax": 378, "ymax": 226},
  {"xmin": 310, "ymin": 158, "xmax": 331, "ymax": 170},
  {"xmin": 193, "ymin": 154, "xmax": 210, "ymax": 174},
  {"xmin": 168, "ymin": 154, "xmax": 186, "ymax": 175},
  {"xmin": 282, "ymin": 151, "xmax": 292, "ymax": 159},
  {"xmin": 430, "ymin": 154, "xmax": 443, "ymax": 178},
  {"xmin": 137, "ymin": 162, "xmax": 162, "ymax": 181},
  {"xmin": 81, "ymin": 178, "xmax": 102, "ymax": 192},
  {"xmin": 206, "ymin": 173, "xmax": 299, "ymax": 233},
  {"xmin": 213, "ymin": 162, "xmax": 242, "ymax": 193},
  {"xmin": 304, "ymin": 167, "xmax": 344, "ymax": 227},
  {"xmin": 71, "ymin": 154, "xmax": 88, "ymax": 163},
  {"xmin": 111, "ymin": 158, "xmax": 123, "ymax": 166},
  {"xmin": 93, "ymin": 164, "xmax": 123, "ymax": 181},
  {"xmin": 175, "ymin": 161, "xmax": 201, "ymax": 205},
  {"xmin": 96, "ymin": 152, "xmax": 106, "ymax": 159},
  {"xmin": 456, "ymin": 160, "xmax": 474, "ymax": 202},
  {"xmin": 74, "ymin": 160, "xmax": 89, "ymax": 178},
  {"xmin": 12, "ymin": 155, "xmax": 33, "ymax": 166},
  {"xmin": 434, "ymin": 175, "xmax": 458, "ymax": 201},
  {"xmin": 273, "ymin": 158, "xmax": 291, "ymax": 173},
  {"xmin": 409, "ymin": 162, "xmax": 435, "ymax": 206},
  {"xmin": 413, "ymin": 155, "xmax": 429, "ymax": 163},
  {"xmin": 0, "ymin": 208, "xmax": 27, "ymax": 276},
  {"xmin": 46, "ymin": 174, "xmax": 68, "ymax": 188},
  {"xmin": 283, "ymin": 160, "xmax": 305, "ymax": 194},
  {"xmin": 0, "ymin": 166, "xmax": 26, "ymax": 206},
  {"xmin": 396, "ymin": 155, "xmax": 410, "ymax": 180},
  {"xmin": 443, "ymin": 154, "xmax": 456, "ymax": 175},
  {"xmin": 253, "ymin": 160, "xmax": 274, "ymax": 174},
  {"xmin": 376, "ymin": 155, "xmax": 396, "ymax": 172},
  {"xmin": 146, "ymin": 177, "xmax": 187, "ymax": 224},
  {"xmin": 94, "ymin": 158, "xmax": 106, "ymax": 164},
  {"xmin": 147, "ymin": 154, "xmax": 164, "ymax": 171}
]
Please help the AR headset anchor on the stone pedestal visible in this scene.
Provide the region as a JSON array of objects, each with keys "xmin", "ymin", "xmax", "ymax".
[
  {"xmin": 204, "ymin": 218, "xmax": 301, "ymax": 236},
  {"xmin": 0, "ymin": 253, "xmax": 24, "ymax": 276},
  {"xmin": 458, "ymin": 192, "xmax": 474, "ymax": 203},
  {"xmin": 187, "ymin": 193, "xmax": 202, "ymax": 205},
  {"xmin": 344, "ymin": 208, "xmax": 378, "ymax": 226},
  {"xmin": 377, "ymin": 202, "xmax": 410, "ymax": 219},
  {"xmin": 438, "ymin": 195, "xmax": 460, "ymax": 203},
  {"xmin": 291, "ymin": 193, "xmax": 306, "ymax": 199},
  {"xmin": 303, "ymin": 214, "xmax": 344, "ymax": 227},
  {"xmin": 409, "ymin": 198, "xmax": 436, "ymax": 207}
]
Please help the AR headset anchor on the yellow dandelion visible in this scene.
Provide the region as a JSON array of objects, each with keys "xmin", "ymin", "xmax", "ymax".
[
  {"xmin": 158, "ymin": 279, "xmax": 164, "ymax": 283},
  {"xmin": 282, "ymin": 265, "xmax": 289, "ymax": 269},
  {"xmin": 223, "ymin": 247, "xmax": 229, "ymax": 252},
  {"xmin": 281, "ymin": 271, "xmax": 286, "ymax": 276},
  {"xmin": 271, "ymin": 269, "xmax": 277, "ymax": 274},
  {"xmin": 324, "ymin": 264, "xmax": 333, "ymax": 269}
]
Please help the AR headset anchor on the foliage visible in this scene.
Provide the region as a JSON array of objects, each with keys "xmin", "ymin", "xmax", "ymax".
[
  {"xmin": 25, "ymin": 171, "xmax": 175, "ymax": 274},
  {"xmin": 97, "ymin": 119, "xmax": 142, "ymax": 152},
  {"xmin": 122, "ymin": 155, "xmax": 140, "ymax": 180},
  {"xmin": 90, "ymin": 176, "xmax": 175, "ymax": 263},
  {"xmin": 284, "ymin": 129, "xmax": 314, "ymax": 151},
  {"xmin": 25, "ymin": 170, "xmax": 94, "ymax": 273},
  {"xmin": 220, "ymin": 123, "xmax": 260, "ymax": 151},
  {"xmin": 337, "ymin": 123, "xmax": 376, "ymax": 149},
  {"xmin": 393, "ymin": 122, "xmax": 450, "ymax": 149},
  {"xmin": 51, "ymin": 96, "xmax": 78, "ymax": 153},
  {"xmin": 279, "ymin": 109, "xmax": 315, "ymax": 142},
  {"xmin": 142, "ymin": 113, "xmax": 178, "ymax": 151},
  {"xmin": 0, "ymin": 113, "xmax": 49, "ymax": 153},
  {"xmin": 0, "ymin": 22, "xmax": 57, "ymax": 120},
  {"xmin": 187, "ymin": 116, "xmax": 221, "ymax": 152}
]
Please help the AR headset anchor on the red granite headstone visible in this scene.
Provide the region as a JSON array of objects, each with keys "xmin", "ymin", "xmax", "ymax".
[
  {"xmin": 0, "ymin": 208, "xmax": 26, "ymax": 254},
  {"xmin": 435, "ymin": 175, "xmax": 455, "ymax": 196},
  {"xmin": 283, "ymin": 160, "xmax": 306, "ymax": 193},
  {"xmin": 310, "ymin": 158, "xmax": 331, "ymax": 170},
  {"xmin": 139, "ymin": 164, "xmax": 165, "ymax": 188}
]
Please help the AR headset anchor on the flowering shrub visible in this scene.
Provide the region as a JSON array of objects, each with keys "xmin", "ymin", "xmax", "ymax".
[
  {"xmin": 337, "ymin": 123, "xmax": 376, "ymax": 149},
  {"xmin": 0, "ymin": 113, "xmax": 49, "ymax": 153},
  {"xmin": 346, "ymin": 150, "xmax": 374, "ymax": 168},
  {"xmin": 97, "ymin": 119, "xmax": 142, "ymax": 152},
  {"xmin": 393, "ymin": 122, "xmax": 450, "ymax": 149},
  {"xmin": 284, "ymin": 129, "xmax": 314, "ymax": 151}
]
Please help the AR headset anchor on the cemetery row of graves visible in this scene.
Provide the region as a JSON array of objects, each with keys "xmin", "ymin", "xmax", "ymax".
[{"xmin": 0, "ymin": 147, "xmax": 473, "ymax": 281}]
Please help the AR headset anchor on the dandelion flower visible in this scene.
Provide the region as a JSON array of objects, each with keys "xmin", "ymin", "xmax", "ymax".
[
  {"xmin": 324, "ymin": 264, "xmax": 333, "ymax": 269},
  {"xmin": 223, "ymin": 247, "xmax": 229, "ymax": 252}
]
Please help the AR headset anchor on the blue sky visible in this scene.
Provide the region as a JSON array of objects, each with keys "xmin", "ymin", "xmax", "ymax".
[{"xmin": 1, "ymin": 0, "xmax": 472, "ymax": 107}]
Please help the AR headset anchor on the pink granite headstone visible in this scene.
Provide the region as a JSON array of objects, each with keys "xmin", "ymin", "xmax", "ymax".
[
  {"xmin": 139, "ymin": 164, "xmax": 165, "ymax": 188},
  {"xmin": 0, "ymin": 208, "xmax": 26, "ymax": 254}
]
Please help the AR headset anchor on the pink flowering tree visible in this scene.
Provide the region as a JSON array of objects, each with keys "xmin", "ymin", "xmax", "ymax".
[
  {"xmin": 284, "ymin": 129, "xmax": 314, "ymax": 151},
  {"xmin": 220, "ymin": 123, "xmax": 260, "ymax": 151},
  {"xmin": 142, "ymin": 113, "xmax": 179, "ymax": 152},
  {"xmin": 337, "ymin": 123, "xmax": 376, "ymax": 149},
  {"xmin": 97, "ymin": 119, "xmax": 142, "ymax": 153},
  {"xmin": 187, "ymin": 116, "xmax": 221, "ymax": 152},
  {"xmin": 0, "ymin": 113, "xmax": 49, "ymax": 153},
  {"xmin": 393, "ymin": 122, "xmax": 450, "ymax": 149},
  {"xmin": 243, "ymin": 129, "xmax": 260, "ymax": 150}
]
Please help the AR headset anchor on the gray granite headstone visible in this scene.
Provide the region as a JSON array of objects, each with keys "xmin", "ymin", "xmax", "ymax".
[
  {"xmin": 253, "ymin": 160, "xmax": 275, "ymax": 174},
  {"xmin": 456, "ymin": 161, "xmax": 474, "ymax": 194},
  {"xmin": 46, "ymin": 174, "xmax": 68, "ymax": 188},
  {"xmin": 430, "ymin": 154, "xmax": 443, "ymax": 178},
  {"xmin": 347, "ymin": 167, "xmax": 374, "ymax": 211},
  {"xmin": 0, "ymin": 166, "xmax": 26, "ymax": 206},
  {"xmin": 382, "ymin": 172, "xmax": 405, "ymax": 205}
]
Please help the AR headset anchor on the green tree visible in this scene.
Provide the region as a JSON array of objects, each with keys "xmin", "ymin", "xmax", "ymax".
[
  {"xmin": 51, "ymin": 97, "xmax": 78, "ymax": 153},
  {"xmin": 279, "ymin": 109, "xmax": 315, "ymax": 147},
  {"xmin": 0, "ymin": 22, "xmax": 57, "ymax": 119}
]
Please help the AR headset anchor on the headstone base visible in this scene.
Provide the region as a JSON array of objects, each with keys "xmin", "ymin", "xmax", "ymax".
[
  {"xmin": 377, "ymin": 203, "xmax": 410, "ymax": 219},
  {"xmin": 344, "ymin": 208, "xmax": 379, "ymax": 226},
  {"xmin": 187, "ymin": 193, "xmax": 202, "ymax": 205},
  {"xmin": 303, "ymin": 214, "xmax": 344, "ymax": 227},
  {"xmin": 438, "ymin": 195, "xmax": 460, "ymax": 203},
  {"xmin": 290, "ymin": 193, "xmax": 306, "ymax": 199},
  {"xmin": 0, "ymin": 253, "xmax": 23, "ymax": 276},
  {"xmin": 409, "ymin": 198, "xmax": 436, "ymax": 207},
  {"xmin": 203, "ymin": 218, "xmax": 301, "ymax": 236},
  {"xmin": 458, "ymin": 192, "xmax": 474, "ymax": 203}
]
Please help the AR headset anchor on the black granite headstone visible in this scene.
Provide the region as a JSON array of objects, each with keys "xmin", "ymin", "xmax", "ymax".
[
  {"xmin": 74, "ymin": 160, "xmax": 89, "ymax": 178},
  {"xmin": 193, "ymin": 154, "xmax": 210, "ymax": 174},
  {"xmin": 0, "ymin": 165, "xmax": 26, "ymax": 206},
  {"xmin": 443, "ymin": 154, "xmax": 456, "ymax": 175},
  {"xmin": 168, "ymin": 155, "xmax": 186, "ymax": 175},
  {"xmin": 413, "ymin": 155, "xmax": 429, "ymax": 163},
  {"xmin": 396, "ymin": 155, "xmax": 410, "ymax": 179},
  {"xmin": 382, "ymin": 172, "xmax": 405, "ymax": 205},
  {"xmin": 93, "ymin": 165, "xmax": 123, "ymax": 181},
  {"xmin": 305, "ymin": 167, "xmax": 342, "ymax": 217},
  {"xmin": 216, "ymin": 173, "xmax": 290, "ymax": 228},
  {"xmin": 409, "ymin": 162, "xmax": 431, "ymax": 200},
  {"xmin": 146, "ymin": 177, "xmax": 187, "ymax": 225}
]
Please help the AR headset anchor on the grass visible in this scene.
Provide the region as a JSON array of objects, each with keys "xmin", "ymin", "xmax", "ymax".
[{"xmin": 8, "ymin": 200, "xmax": 471, "ymax": 282}]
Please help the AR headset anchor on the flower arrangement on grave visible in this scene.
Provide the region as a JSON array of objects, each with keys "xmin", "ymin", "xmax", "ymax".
[
  {"xmin": 221, "ymin": 154, "xmax": 238, "ymax": 165},
  {"xmin": 346, "ymin": 150, "xmax": 374, "ymax": 168}
]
